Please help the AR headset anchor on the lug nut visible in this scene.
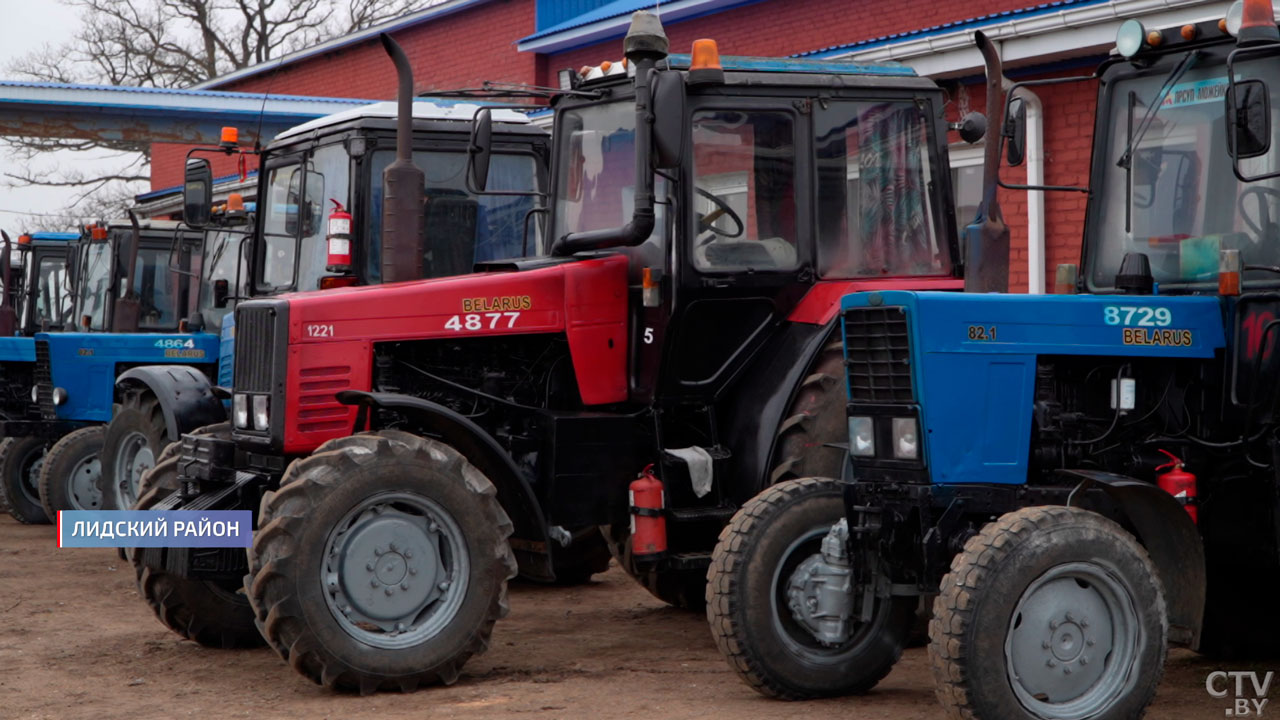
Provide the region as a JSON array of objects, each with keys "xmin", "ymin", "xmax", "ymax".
[
  {"xmin": 1050, "ymin": 620, "xmax": 1060, "ymax": 630},
  {"xmin": 401, "ymin": 582, "xmax": 409, "ymax": 590},
  {"xmin": 1080, "ymin": 617, "xmax": 1089, "ymax": 628},
  {"xmin": 1080, "ymin": 657, "xmax": 1088, "ymax": 666},
  {"xmin": 370, "ymin": 579, "xmax": 379, "ymax": 588},
  {"xmin": 408, "ymin": 567, "xmax": 417, "ymax": 576},
  {"xmin": 404, "ymin": 549, "xmax": 413, "ymax": 559},
  {"xmin": 1065, "ymin": 612, "xmax": 1074, "ymax": 623},
  {"xmin": 385, "ymin": 587, "xmax": 394, "ymax": 596},
  {"xmin": 366, "ymin": 562, "xmax": 375, "ymax": 572},
  {"xmin": 1064, "ymin": 668, "xmax": 1072, "ymax": 675},
  {"xmin": 389, "ymin": 542, "xmax": 398, "ymax": 553},
  {"xmin": 374, "ymin": 546, "xmax": 384, "ymax": 556},
  {"xmin": 1042, "ymin": 640, "xmax": 1051, "ymax": 649},
  {"xmin": 1086, "ymin": 639, "xmax": 1095, "ymax": 647},
  {"xmin": 1046, "ymin": 660, "xmax": 1056, "ymax": 668},
  {"xmin": 438, "ymin": 580, "xmax": 451, "ymax": 591},
  {"xmin": 395, "ymin": 623, "xmax": 406, "ymax": 632}
]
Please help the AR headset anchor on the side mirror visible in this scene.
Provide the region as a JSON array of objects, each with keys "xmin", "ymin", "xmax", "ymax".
[
  {"xmin": 956, "ymin": 112, "xmax": 987, "ymax": 144},
  {"xmin": 651, "ymin": 69, "xmax": 686, "ymax": 169},
  {"xmin": 184, "ymin": 159, "xmax": 213, "ymax": 227},
  {"xmin": 1227, "ymin": 79, "xmax": 1271, "ymax": 159},
  {"xmin": 1005, "ymin": 96, "xmax": 1027, "ymax": 167},
  {"xmin": 213, "ymin": 278, "xmax": 230, "ymax": 308},
  {"xmin": 469, "ymin": 108, "xmax": 493, "ymax": 192}
]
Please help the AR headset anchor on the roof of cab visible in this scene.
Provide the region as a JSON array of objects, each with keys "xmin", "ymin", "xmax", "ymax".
[
  {"xmin": 663, "ymin": 53, "xmax": 916, "ymax": 77},
  {"xmin": 27, "ymin": 232, "xmax": 78, "ymax": 242},
  {"xmin": 274, "ymin": 100, "xmax": 529, "ymax": 141}
]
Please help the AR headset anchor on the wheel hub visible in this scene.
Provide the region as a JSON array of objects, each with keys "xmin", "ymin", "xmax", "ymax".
[
  {"xmin": 116, "ymin": 432, "xmax": 154, "ymax": 506},
  {"xmin": 336, "ymin": 513, "xmax": 440, "ymax": 622},
  {"xmin": 784, "ymin": 519, "xmax": 855, "ymax": 647},
  {"xmin": 1006, "ymin": 562, "xmax": 1138, "ymax": 720},
  {"xmin": 18, "ymin": 452, "xmax": 42, "ymax": 505},
  {"xmin": 68, "ymin": 456, "xmax": 102, "ymax": 510}
]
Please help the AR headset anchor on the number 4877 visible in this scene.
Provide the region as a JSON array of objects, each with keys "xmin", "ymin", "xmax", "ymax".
[{"xmin": 444, "ymin": 312, "xmax": 520, "ymax": 331}]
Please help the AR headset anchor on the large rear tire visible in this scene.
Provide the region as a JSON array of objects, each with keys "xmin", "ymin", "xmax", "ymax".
[
  {"xmin": 930, "ymin": 506, "xmax": 1167, "ymax": 720},
  {"xmin": 99, "ymin": 390, "xmax": 168, "ymax": 511},
  {"xmin": 128, "ymin": 422, "xmax": 262, "ymax": 649},
  {"xmin": 247, "ymin": 430, "xmax": 517, "ymax": 693},
  {"xmin": 0, "ymin": 435, "xmax": 49, "ymax": 524},
  {"xmin": 707, "ymin": 477, "xmax": 914, "ymax": 699},
  {"xmin": 38, "ymin": 425, "xmax": 104, "ymax": 518}
]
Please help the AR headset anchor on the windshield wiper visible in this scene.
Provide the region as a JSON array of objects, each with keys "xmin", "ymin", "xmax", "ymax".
[{"xmin": 1116, "ymin": 50, "xmax": 1201, "ymax": 172}]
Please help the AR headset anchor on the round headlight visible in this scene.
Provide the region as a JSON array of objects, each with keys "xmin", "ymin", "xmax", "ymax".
[
  {"xmin": 1117, "ymin": 18, "xmax": 1147, "ymax": 57},
  {"xmin": 1226, "ymin": 0, "xmax": 1245, "ymax": 35},
  {"xmin": 51, "ymin": 387, "xmax": 67, "ymax": 406},
  {"xmin": 29, "ymin": 385, "xmax": 37, "ymax": 403}
]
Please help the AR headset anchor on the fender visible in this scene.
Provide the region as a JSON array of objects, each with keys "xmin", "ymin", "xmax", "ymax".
[
  {"xmin": 719, "ymin": 319, "xmax": 834, "ymax": 505},
  {"xmin": 116, "ymin": 366, "xmax": 226, "ymax": 441},
  {"xmin": 336, "ymin": 389, "xmax": 555, "ymax": 582},
  {"xmin": 1060, "ymin": 469, "xmax": 1207, "ymax": 650}
]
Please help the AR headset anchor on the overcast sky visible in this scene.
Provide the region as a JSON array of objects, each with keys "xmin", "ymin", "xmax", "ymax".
[{"xmin": 0, "ymin": 0, "xmax": 126, "ymax": 230}]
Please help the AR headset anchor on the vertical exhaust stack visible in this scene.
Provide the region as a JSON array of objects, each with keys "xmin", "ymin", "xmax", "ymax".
[
  {"xmin": 966, "ymin": 31, "xmax": 1011, "ymax": 294},
  {"xmin": 379, "ymin": 34, "xmax": 425, "ymax": 284},
  {"xmin": 112, "ymin": 211, "xmax": 142, "ymax": 332},
  {"xmin": 0, "ymin": 231, "xmax": 15, "ymax": 336}
]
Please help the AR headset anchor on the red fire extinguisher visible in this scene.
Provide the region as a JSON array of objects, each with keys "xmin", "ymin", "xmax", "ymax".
[
  {"xmin": 1156, "ymin": 449, "xmax": 1198, "ymax": 524},
  {"xmin": 630, "ymin": 464, "xmax": 667, "ymax": 558},
  {"xmin": 326, "ymin": 199, "xmax": 353, "ymax": 273}
]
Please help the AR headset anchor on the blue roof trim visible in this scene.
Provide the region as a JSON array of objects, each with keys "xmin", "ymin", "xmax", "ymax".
[
  {"xmin": 135, "ymin": 170, "xmax": 259, "ymax": 204},
  {"xmin": 0, "ymin": 79, "xmax": 368, "ymax": 105},
  {"xmin": 794, "ymin": 0, "xmax": 1112, "ymax": 58},
  {"xmin": 521, "ymin": 0, "xmax": 749, "ymax": 43},
  {"xmin": 665, "ymin": 53, "xmax": 916, "ymax": 77},
  {"xmin": 28, "ymin": 232, "xmax": 78, "ymax": 241}
]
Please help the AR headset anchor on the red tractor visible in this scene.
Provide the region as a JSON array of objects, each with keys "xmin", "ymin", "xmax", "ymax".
[{"xmin": 134, "ymin": 12, "xmax": 983, "ymax": 691}]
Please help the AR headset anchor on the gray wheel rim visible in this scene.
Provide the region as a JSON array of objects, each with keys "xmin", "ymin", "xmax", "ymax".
[
  {"xmin": 17, "ymin": 447, "xmax": 43, "ymax": 506},
  {"xmin": 113, "ymin": 431, "xmax": 154, "ymax": 508},
  {"xmin": 322, "ymin": 490, "xmax": 469, "ymax": 650},
  {"xmin": 768, "ymin": 526, "xmax": 877, "ymax": 663},
  {"xmin": 1005, "ymin": 561, "xmax": 1143, "ymax": 719},
  {"xmin": 67, "ymin": 454, "xmax": 103, "ymax": 510}
]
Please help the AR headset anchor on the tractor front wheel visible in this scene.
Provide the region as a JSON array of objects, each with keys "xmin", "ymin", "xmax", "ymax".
[
  {"xmin": 247, "ymin": 430, "xmax": 517, "ymax": 693},
  {"xmin": 0, "ymin": 435, "xmax": 50, "ymax": 524},
  {"xmin": 99, "ymin": 390, "xmax": 168, "ymax": 511},
  {"xmin": 38, "ymin": 425, "xmax": 105, "ymax": 518},
  {"xmin": 930, "ymin": 506, "xmax": 1167, "ymax": 720},
  {"xmin": 707, "ymin": 477, "xmax": 915, "ymax": 699},
  {"xmin": 128, "ymin": 422, "xmax": 262, "ymax": 649}
]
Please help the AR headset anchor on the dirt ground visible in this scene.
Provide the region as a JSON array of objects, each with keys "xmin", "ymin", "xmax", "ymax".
[{"xmin": 0, "ymin": 515, "xmax": 1272, "ymax": 720}]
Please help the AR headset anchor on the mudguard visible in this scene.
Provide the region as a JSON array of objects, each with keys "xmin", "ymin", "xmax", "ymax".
[
  {"xmin": 1060, "ymin": 469, "xmax": 1207, "ymax": 649},
  {"xmin": 336, "ymin": 389, "xmax": 555, "ymax": 582},
  {"xmin": 116, "ymin": 365, "xmax": 226, "ymax": 441}
]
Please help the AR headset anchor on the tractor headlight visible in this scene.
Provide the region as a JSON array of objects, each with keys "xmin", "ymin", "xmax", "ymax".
[
  {"xmin": 892, "ymin": 417, "xmax": 919, "ymax": 460},
  {"xmin": 849, "ymin": 416, "xmax": 875, "ymax": 457},
  {"xmin": 29, "ymin": 385, "xmax": 37, "ymax": 403},
  {"xmin": 51, "ymin": 387, "xmax": 67, "ymax": 406},
  {"xmin": 252, "ymin": 395, "xmax": 269, "ymax": 431},
  {"xmin": 1116, "ymin": 18, "xmax": 1146, "ymax": 57},
  {"xmin": 233, "ymin": 393, "xmax": 249, "ymax": 429}
]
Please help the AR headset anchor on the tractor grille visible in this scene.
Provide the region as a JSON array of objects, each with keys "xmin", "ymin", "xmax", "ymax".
[
  {"xmin": 233, "ymin": 306, "xmax": 277, "ymax": 394},
  {"xmin": 34, "ymin": 339, "xmax": 55, "ymax": 419},
  {"xmin": 843, "ymin": 306, "xmax": 914, "ymax": 403}
]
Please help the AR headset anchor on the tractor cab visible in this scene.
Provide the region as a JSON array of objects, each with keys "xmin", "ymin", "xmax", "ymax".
[{"xmin": 15, "ymin": 231, "xmax": 80, "ymax": 335}]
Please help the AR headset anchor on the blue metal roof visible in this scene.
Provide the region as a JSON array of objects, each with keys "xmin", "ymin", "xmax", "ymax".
[
  {"xmin": 665, "ymin": 53, "xmax": 916, "ymax": 77},
  {"xmin": 794, "ymin": 0, "xmax": 1110, "ymax": 58},
  {"xmin": 28, "ymin": 232, "xmax": 78, "ymax": 241},
  {"xmin": 521, "ymin": 0, "xmax": 755, "ymax": 43}
]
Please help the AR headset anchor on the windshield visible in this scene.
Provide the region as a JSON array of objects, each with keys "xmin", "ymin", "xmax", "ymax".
[
  {"xmin": 257, "ymin": 142, "xmax": 349, "ymax": 293},
  {"xmin": 196, "ymin": 229, "xmax": 246, "ymax": 333},
  {"xmin": 365, "ymin": 150, "xmax": 541, "ymax": 282},
  {"xmin": 1090, "ymin": 54, "xmax": 1280, "ymax": 290},
  {"xmin": 134, "ymin": 246, "xmax": 186, "ymax": 330},
  {"xmin": 77, "ymin": 242, "xmax": 114, "ymax": 330}
]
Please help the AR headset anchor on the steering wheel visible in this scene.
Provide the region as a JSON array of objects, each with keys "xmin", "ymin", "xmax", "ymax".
[
  {"xmin": 1240, "ymin": 186, "xmax": 1280, "ymax": 242},
  {"xmin": 694, "ymin": 186, "xmax": 745, "ymax": 240}
]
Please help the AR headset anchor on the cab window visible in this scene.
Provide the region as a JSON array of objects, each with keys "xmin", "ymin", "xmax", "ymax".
[
  {"xmin": 691, "ymin": 110, "xmax": 798, "ymax": 272},
  {"xmin": 815, "ymin": 101, "xmax": 947, "ymax": 278}
]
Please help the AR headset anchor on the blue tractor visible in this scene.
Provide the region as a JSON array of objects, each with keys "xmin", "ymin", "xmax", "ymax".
[
  {"xmin": 0, "ymin": 230, "xmax": 87, "ymax": 522},
  {"xmin": 8, "ymin": 217, "xmax": 240, "ymax": 523},
  {"xmin": 707, "ymin": 1, "xmax": 1280, "ymax": 717}
]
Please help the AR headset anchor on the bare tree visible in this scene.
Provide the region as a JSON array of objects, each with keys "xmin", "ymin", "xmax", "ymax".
[{"xmin": 5, "ymin": 0, "xmax": 435, "ymax": 219}]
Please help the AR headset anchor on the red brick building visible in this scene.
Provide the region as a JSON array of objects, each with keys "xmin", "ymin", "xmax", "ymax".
[{"xmin": 150, "ymin": 0, "xmax": 1234, "ymax": 291}]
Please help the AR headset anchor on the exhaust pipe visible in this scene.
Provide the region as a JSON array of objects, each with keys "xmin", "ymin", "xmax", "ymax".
[
  {"xmin": 378, "ymin": 33, "xmax": 425, "ymax": 284},
  {"xmin": 0, "ymin": 231, "xmax": 15, "ymax": 336},
  {"xmin": 965, "ymin": 31, "xmax": 1011, "ymax": 294},
  {"xmin": 112, "ymin": 210, "xmax": 142, "ymax": 332}
]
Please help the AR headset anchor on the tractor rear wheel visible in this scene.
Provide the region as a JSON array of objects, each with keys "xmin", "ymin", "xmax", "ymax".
[
  {"xmin": 247, "ymin": 430, "xmax": 517, "ymax": 693},
  {"xmin": 100, "ymin": 390, "xmax": 168, "ymax": 511},
  {"xmin": 0, "ymin": 435, "xmax": 50, "ymax": 524},
  {"xmin": 930, "ymin": 506, "xmax": 1167, "ymax": 720},
  {"xmin": 128, "ymin": 422, "xmax": 262, "ymax": 649},
  {"xmin": 38, "ymin": 425, "xmax": 105, "ymax": 518},
  {"xmin": 707, "ymin": 477, "xmax": 915, "ymax": 699}
]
